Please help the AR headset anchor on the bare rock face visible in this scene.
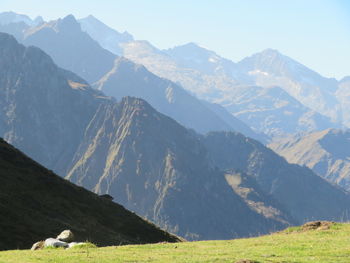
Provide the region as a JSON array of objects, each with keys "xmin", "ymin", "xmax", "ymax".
[{"xmin": 56, "ymin": 230, "xmax": 74, "ymax": 243}]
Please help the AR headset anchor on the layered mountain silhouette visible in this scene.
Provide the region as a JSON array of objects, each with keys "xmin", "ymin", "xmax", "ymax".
[
  {"xmin": 202, "ymin": 132, "xmax": 350, "ymax": 222},
  {"xmin": 269, "ymin": 129, "xmax": 350, "ymax": 191},
  {"xmin": 0, "ymin": 14, "xmax": 263, "ymax": 140},
  {"xmin": 0, "ymin": 11, "xmax": 42, "ymax": 26},
  {"xmin": 1, "ymin": 12, "xmax": 347, "ymax": 138},
  {"xmin": 1, "ymin": 32, "xmax": 350, "ymax": 241},
  {"xmin": 237, "ymin": 49, "xmax": 341, "ymax": 122},
  {"xmin": 119, "ymin": 40, "xmax": 342, "ymax": 136},
  {"xmin": 94, "ymin": 56, "xmax": 261, "ymax": 138},
  {"xmin": 0, "ymin": 138, "xmax": 179, "ymax": 250},
  {"xmin": 22, "ymin": 15, "xmax": 116, "ymax": 84},
  {"xmin": 0, "ymin": 32, "xmax": 289, "ymax": 240},
  {"xmin": 221, "ymin": 85, "xmax": 340, "ymax": 137}
]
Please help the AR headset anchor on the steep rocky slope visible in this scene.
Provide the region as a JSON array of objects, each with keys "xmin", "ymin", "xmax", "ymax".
[
  {"xmin": 202, "ymin": 131, "xmax": 350, "ymax": 222},
  {"xmin": 66, "ymin": 97, "xmax": 289, "ymax": 240},
  {"xmin": 1, "ymin": 31, "xmax": 350, "ymax": 241},
  {"xmin": 0, "ymin": 16, "xmax": 261, "ymax": 139},
  {"xmin": 237, "ymin": 49, "xmax": 341, "ymax": 122},
  {"xmin": 220, "ymin": 85, "xmax": 339, "ymax": 138},
  {"xmin": 269, "ymin": 129, "xmax": 350, "ymax": 191},
  {"xmin": 0, "ymin": 32, "xmax": 289, "ymax": 240},
  {"xmin": 22, "ymin": 15, "xmax": 116, "ymax": 83},
  {"xmin": 0, "ymin": 33, "xmax": 104, "ymax": 175},
  {"xmin": 95, "ymin": 57, "xmax": 262, "ymax": 139},
  {"xmin": 0, "ymin": 138, "xmax": 179, "ymax": 250}
]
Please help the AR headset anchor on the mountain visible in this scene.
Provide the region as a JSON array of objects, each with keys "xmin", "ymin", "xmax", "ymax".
[
  {"xmin": 1, "ymin": 32, "xmax": 350, "ymax": 240},
  {"xmin": 336, "ymin": 77, "xmax": 350, "ymax": 127},
  {"xmin": 0, "ymin": 32, "xmax": 289, "ymax": 240},
  {"xmin": 0, "ymin": 15, "xmax": 263, "ymax": 140},
  {"xmin": 219, "ymin": 85, "xmax": 340, "ymax": 138},
  {"xmin": 0, "ymin": 21, "xmax": 28, "ymax": 40},
  {"xmin": 65, "ymin": 97, "xmax": 292, "ymax": 240},
  {"xmin": 269, "ymin": 129, "xmax": 350, "ymax": 191},
  {"xmin": 0, "ymin": 32, "xmax": 105, "ymax": 176},
  {"xmin": 0, "ymin": 11, "xmax": 43, "ymax": 26},
  {"xmin": 78, "ymin": 15, "xmax": 133, "ymax": 55},
  {"xmin": 22, "ymin": 15, "xmax": 116, "ymax": 83},
  {"xmin": 237, "ymin": 49, "xmax": 341, "ymax": 122},
  {"xmin": 202, "ymin": 131, "xmax": 350, "ymax": 222},
  {"xmin": 164, "ymin": 42, "xmax": 239, "ymax": 77},
  {"xmin": 0, "ymin": 137, "xmax": 179, "ymax": 250},
  {"xmin": 122, "ymin": 41, "xmax": 243, "ymax": 102},
  {"xmin": 94, "ymin": 56, "xmax": 263, "ymax": 139},
  {"xmin": 120, "ymin": 41, "xmax": 340, "ymax": 136}
]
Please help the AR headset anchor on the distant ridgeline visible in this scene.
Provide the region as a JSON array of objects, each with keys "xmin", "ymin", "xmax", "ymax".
[{"xmin": 0, "ymin": 12, "xmax": 349, "ymax": 243}]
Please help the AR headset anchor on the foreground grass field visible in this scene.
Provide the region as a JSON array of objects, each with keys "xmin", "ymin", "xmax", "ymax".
[{"xmin": 1, "ymin": 223, "xmax": 350, "ymax": 263}]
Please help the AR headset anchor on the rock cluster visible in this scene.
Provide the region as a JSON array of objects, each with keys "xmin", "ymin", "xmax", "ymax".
[
  {"xmin": 301, "ymin": 221, "xmax": 334, "ymax": 231},
  {"xmin": 31, "ymin": 230, "xmax": 88, "ymax": 250}
]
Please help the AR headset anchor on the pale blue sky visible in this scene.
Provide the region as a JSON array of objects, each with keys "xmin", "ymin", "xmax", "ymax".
[{"xmin": 2, "ymin": 0, "xmax": 349, "ymax": 79}]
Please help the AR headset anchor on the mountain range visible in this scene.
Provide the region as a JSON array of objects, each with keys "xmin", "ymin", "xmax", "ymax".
[
  {"xmin": 74, "ymin": 16, "xmax": 347, "ymax": 137},
  {"xmin": 5, "ymin": 14, "xmax": 263, "ymax": 141},
  {"xmin": 1, "ymin": 31, "xmax": 350, "ymax": 242},
  {"xmin": 3, "ymin": 13, "xmax": 347, "ymax": 139}
]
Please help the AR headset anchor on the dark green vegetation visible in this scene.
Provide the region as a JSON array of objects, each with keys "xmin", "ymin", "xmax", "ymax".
[
  {"xmin": 1, "ymin": 223, "xmax": 350, "ymax": 262},
  {"xmin": 0, "ymin": 138, "xmax": 179, "ymax": 250}
]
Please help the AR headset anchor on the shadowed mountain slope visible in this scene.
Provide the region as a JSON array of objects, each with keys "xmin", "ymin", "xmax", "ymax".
[
  {"xmin": 0, "ymin": 138, "xmax": 179, "ymax": 250},
  {"xmin": 22, "ymin": 15, "xmax": 116, "ymax": 83},
  {"xmin": 66, "ymin": 97, "xmax": 289, "ymax": 240},
  {"xmin": 94, "ymin": 57, "xmax": 262, "ymax": 139},
  {"xmin": 0, "ymin": 32, "xmax": 349, "ymax": 241},
  {"xmin": 0, "ymin": 32, "xmax": 289, "ymax": 240},
  {"xmin": 269, "ymin": 129, "xmax": 350, "ymax": 191},
  {"xmin": 202, "ymin": 131, "xmax": 350, "ymax": 222}
]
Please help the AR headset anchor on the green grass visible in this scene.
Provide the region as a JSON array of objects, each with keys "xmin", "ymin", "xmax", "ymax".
[{"xmin": 1, "ymin": 223, "xmax": 350, "ymax": 263}]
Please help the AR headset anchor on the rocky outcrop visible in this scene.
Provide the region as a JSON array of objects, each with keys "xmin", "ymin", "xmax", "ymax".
[{"xmin": 32, "ymin": 230, "xmax": 85, "ymax": 250}]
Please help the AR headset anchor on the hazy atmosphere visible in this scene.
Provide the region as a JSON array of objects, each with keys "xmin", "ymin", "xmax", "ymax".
[
  {"xmin": 0, "ymin": 1, "xmax": 350, "ymax": 262},
  {"xmin": 2, "ymin": 0, "xmax": 350, "ymax": 79}
]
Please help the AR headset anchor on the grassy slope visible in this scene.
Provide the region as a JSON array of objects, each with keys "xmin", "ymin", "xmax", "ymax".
[
  {"xmin": 0, "ymin": 138, "xmax": 179, "ymax": 250},
  {"xmin": 1, "ymin": 223, "xmax": 350, "ymax": 263}
]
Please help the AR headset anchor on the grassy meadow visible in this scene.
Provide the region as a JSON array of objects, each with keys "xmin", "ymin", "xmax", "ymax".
[{"xmin": 0, "ymin": 223, "xmax": 349, "ymax": 263}]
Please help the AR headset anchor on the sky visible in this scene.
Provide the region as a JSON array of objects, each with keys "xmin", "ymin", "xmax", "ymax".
[{"xmin": 2, "ymin": 0, "xmax": 349, "ymax": 79}]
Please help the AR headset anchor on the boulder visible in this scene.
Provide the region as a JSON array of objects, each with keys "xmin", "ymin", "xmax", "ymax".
[
  {"xmin": 31, "ymin": 241, "xmax": 44, "ymax": 250},
  {"xmin": 44, "ymin": 238, "xmax": 68, "ymax": 248},
  {"xmin": 56, "ymin": 230, "xmax": 74, "ymax": 242}
]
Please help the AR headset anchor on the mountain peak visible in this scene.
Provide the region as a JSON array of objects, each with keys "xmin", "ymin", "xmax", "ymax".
[
  {"xmin": 0, "ymin": 31, "xmax": 18, "ymax": 45},
  {"xmin": 61, "ymin": 14, "xmax": 78, "ymax": 25}
]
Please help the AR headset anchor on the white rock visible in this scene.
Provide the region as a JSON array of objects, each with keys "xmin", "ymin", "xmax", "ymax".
[
  {"xmin": 44, "ymin": 238, "xmax": 68, "ymax": 248},
  {"xmin": 56, "ymin": 230, "xmax": 74, "ymax": 242}
]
